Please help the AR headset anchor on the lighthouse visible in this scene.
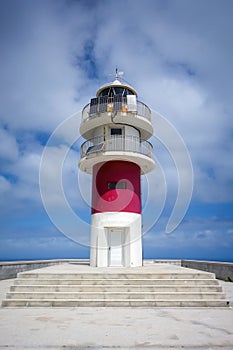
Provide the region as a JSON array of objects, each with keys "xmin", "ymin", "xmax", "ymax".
[{"xmin": 79, "ymin": 71, "xmax": 155, "ymax": 267}]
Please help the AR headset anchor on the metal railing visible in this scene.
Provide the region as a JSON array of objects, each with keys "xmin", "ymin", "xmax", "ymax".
[
  {"xmin": 82, "ymin": 97, "xmax": 151, "ymax": 122},
  {"xmin": 80, "ymin": 135, "xmax": 153, "ymax": 159}
]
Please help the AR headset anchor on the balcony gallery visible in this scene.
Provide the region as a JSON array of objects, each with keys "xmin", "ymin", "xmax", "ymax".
[
  {"xmin": 80, "ymin": 134, "xmax": 153, "ymax": 160},
  {"xmin": 82, "ymin": 94, "xmax": 151, "ymax": 122}
]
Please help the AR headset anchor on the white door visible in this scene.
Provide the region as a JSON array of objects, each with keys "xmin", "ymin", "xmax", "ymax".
[{"xmin": 108, "ymin": 228, "xmax": 125, "ymax": 267}]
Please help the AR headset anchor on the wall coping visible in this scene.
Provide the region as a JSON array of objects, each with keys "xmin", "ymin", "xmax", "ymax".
[{"xmin": 182, "ymin": 259, "xmax": 233, "ymax": 265}]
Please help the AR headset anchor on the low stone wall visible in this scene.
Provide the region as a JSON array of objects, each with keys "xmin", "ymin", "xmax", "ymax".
[
  {"xmin": 182, "ymin": 260, "xmax": 233, "ymax": 281},
  {"xmin": 0, "ymin": 259, "xmax": 89, "ymax": 280}
]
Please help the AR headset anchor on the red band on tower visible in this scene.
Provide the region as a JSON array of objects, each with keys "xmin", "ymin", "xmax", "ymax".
[{"xmin": 92, "ymin": 160, "xmax": 141, "ymax": 214}]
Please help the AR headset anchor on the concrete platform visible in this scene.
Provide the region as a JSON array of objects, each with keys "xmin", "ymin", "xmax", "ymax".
[
  {"xmin": 0, "ymin": 263, "xmax": 233, "ymax": 349},
  {"xmin": 2, "ymin": 263, "xmax": 229, "ymax": 307}
]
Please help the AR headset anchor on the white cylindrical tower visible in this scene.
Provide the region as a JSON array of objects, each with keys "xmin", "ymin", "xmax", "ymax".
[{"xmin": 79, "ymin": 74, "xmax": 155, "ymax": 267}]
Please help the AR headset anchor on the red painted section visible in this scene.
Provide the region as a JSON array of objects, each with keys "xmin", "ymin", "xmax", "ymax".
[{"xmin": 92, "ymin": 161, "xmax": 141, "ymax": 214}]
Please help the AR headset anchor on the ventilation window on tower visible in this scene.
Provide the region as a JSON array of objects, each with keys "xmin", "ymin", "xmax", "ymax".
[
  {"xmin": 108, "ymin": 181, "xmax": 126, "ymax": 190},
  {"xmin": 111, "ymin": 128, "xmax": 122, "ymax": 135}
]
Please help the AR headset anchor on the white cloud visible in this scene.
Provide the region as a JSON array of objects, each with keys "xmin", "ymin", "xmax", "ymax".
[
  {"xmin": 0, "ymin": 128, "xmax": 19, "ymax": 161},
  {"xmin": 0, "ymin": 1, "xmax": 98, "ymax": 133},
  {"xmin": 0, "ymin": 176, "xmax": 11, "ymax": 193}
]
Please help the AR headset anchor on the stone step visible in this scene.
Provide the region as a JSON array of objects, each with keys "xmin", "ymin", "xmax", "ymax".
[
  {"xmin": 2, "ymin": 298, "xmax": 229, "ymax": 307},
  {"xmin": 13, "ymin": 278, "xmax": 219, "ymax": 286},
  {"xmin": 17, "ymin": 272, "xmax": 215, "ymax": 280},
  {"xmin": 6, "ymin": 291, "xmax": 226, "ymax": 300},
  {"xmin": 10, "ymin": 285, "xmax": 223, "ymax": 293},
  {"xmin": 2, "ymin": 265, "xmax": 228, "ymax": 308}
]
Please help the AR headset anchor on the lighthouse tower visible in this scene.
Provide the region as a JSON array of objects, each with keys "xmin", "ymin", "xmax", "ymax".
[{"xmin": 79, "ymin": 71, "xmax": 155, "ymax": 267}]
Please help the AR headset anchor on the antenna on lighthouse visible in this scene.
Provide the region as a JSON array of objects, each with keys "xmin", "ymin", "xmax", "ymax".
[{"xmin": 115, "ymin": 66, "xmax": 124, "ymax": 79}]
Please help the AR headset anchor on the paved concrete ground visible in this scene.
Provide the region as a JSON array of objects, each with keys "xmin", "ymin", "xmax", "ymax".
[{"xmin": 0, "ymin": 265, "xmax": 233, "ymax": 349}]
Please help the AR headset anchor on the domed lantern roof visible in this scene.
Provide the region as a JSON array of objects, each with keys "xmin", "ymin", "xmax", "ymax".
[{"xmin": 96, "ymin": 72, "xmax": 137, "ymax": 98}]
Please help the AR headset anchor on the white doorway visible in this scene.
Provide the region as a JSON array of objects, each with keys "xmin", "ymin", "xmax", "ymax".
[{"xmin": 108, "ymin": 228, "xmax": 125, "ymax": 267}]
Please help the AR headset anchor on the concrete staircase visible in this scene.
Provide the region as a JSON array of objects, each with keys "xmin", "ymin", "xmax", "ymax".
[{"xmin": 2, "ymin": 264, "xmax": 229, "ymax": 307}]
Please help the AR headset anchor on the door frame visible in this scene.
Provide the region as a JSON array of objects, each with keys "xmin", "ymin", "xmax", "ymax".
[{"xmin": 107, "ymin": 227, "xmax": 126, "ymax": 267}]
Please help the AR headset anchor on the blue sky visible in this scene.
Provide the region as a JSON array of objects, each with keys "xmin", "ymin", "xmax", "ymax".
[{"xmin": 0, "ymin": 0, "xmax": 233, "ymax": 262}]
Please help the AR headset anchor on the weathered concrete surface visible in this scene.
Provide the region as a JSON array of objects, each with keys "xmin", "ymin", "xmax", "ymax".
[
  {"xmin": 0, "ymin": 304, "xmax": 233, "ymax": 349},
  {"xmin": 0, "ymin": 278, "xmax": 233, "ymax": 349},
  {"xmin": 182, "ymin": 260, "xmax": 233, "ymax": 281},
  {"xmin": 220, "ymin": 280, "xmax": 233, "ymax": 306}
]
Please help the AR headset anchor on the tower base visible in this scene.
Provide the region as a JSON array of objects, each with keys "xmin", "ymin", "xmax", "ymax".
[{"xmin": 90, "ymin": 212, "xmax": 142, "ymax": 267}]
